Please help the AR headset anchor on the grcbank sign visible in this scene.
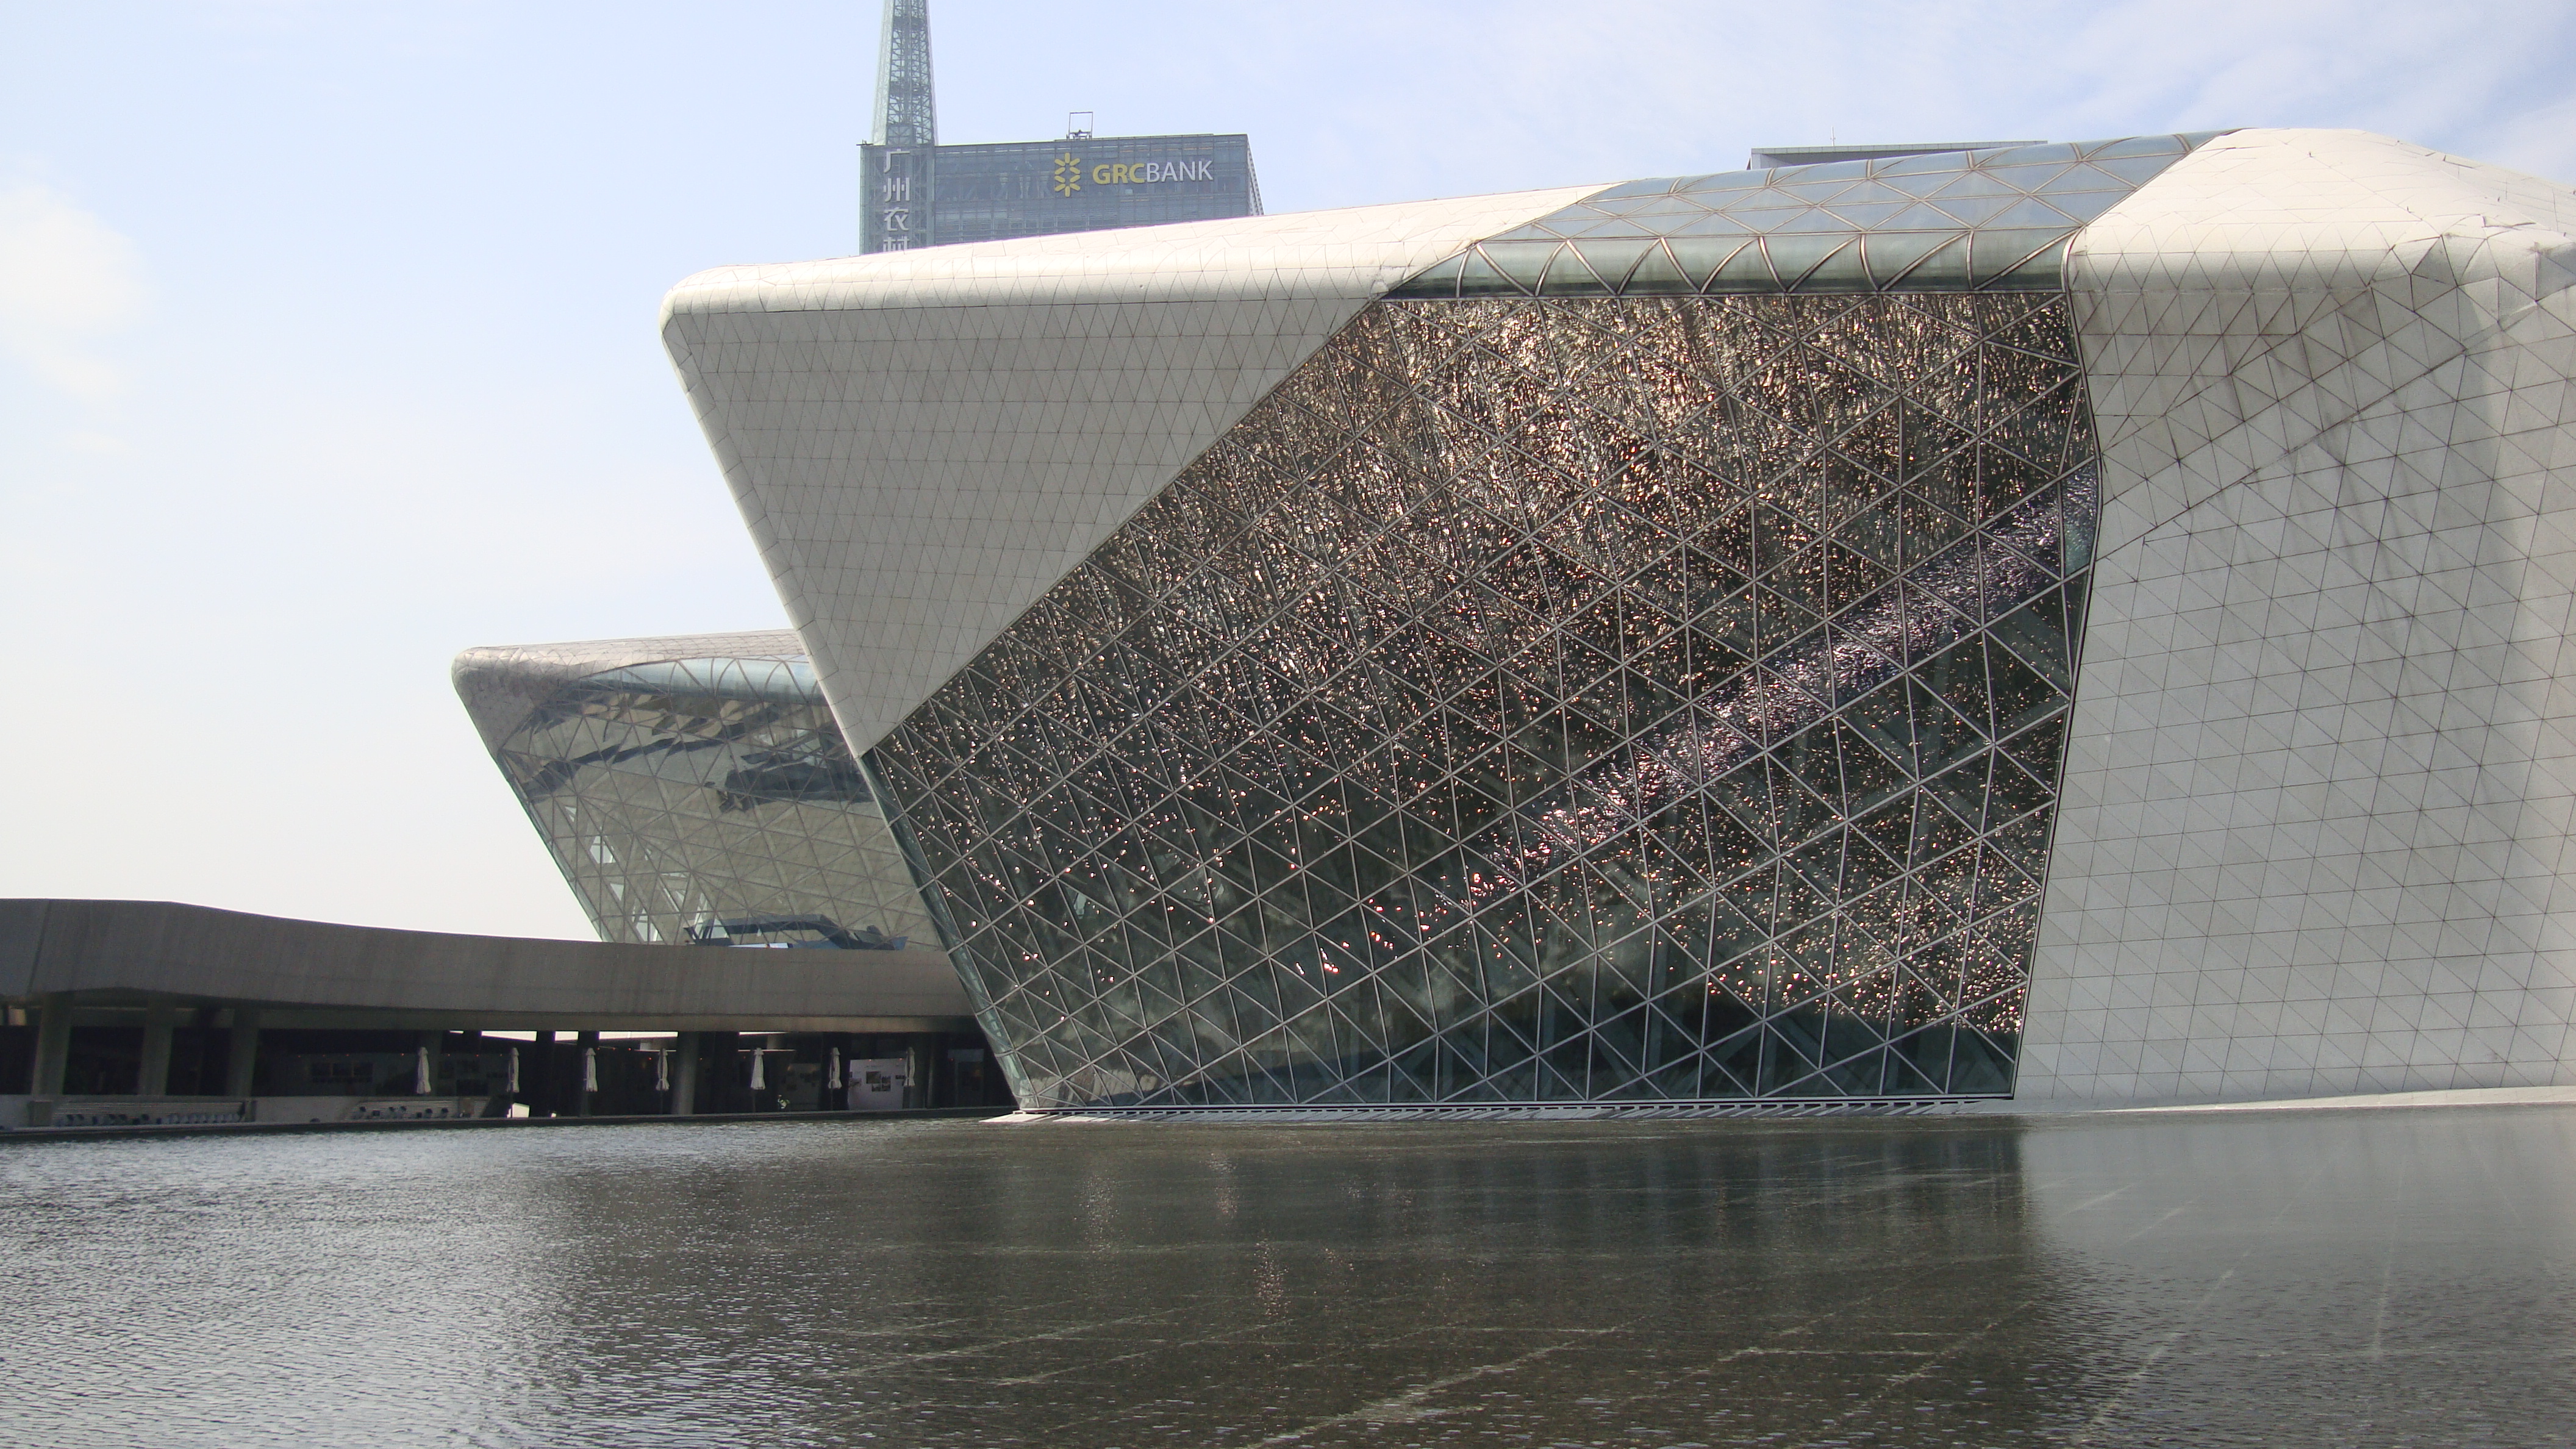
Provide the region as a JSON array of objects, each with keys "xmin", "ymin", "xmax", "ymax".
[{"xmin": 1050, "ymin": 152, "xmax": 1218, "ymax": 196}]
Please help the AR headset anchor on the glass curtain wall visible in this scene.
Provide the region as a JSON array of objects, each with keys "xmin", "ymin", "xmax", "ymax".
[
  {"xmin": 875, "ymin": 288, "xmax": 2102, "ymax": 1109},
  {"xmin": 487, "ymin": 653, "xmax": 939, "ymax": 951}
]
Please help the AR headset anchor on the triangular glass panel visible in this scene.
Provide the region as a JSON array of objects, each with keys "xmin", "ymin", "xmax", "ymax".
[{"xmin": 1475, "ymin": 242, "xmax": 1555, "ymax": 294}]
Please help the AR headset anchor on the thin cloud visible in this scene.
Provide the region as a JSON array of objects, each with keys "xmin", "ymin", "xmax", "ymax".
[
  {"xmin": 1084, "ymin": 0, "xmax": 2575, "ymax": 209},
  {"xmin": 0, "ymin": 183, "xmax": 147, "ymax": 400}
]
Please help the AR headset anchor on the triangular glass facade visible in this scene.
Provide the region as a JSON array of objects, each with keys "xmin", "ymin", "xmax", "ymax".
[
  {"xmin": 874, "ymin": 289, "xmax": 2102, "ymax": 1109},
  {"xmin": 487, "ymin": 649, "xmax": 939, "ymax": 951}
]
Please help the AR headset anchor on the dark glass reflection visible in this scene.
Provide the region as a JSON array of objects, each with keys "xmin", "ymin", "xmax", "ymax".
[
  {"xmin": 492, "ymin": 653, "xmax": 938, "ymax": 948},
  {"xmin": 876, "ymin": 292, "xmax": 2101, "ymax": 1110}
]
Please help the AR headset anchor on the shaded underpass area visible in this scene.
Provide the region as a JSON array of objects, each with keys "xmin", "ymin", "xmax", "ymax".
[{"xmin": 0, "ymin": 898, "xmax": 1014, "ymax": 1131}]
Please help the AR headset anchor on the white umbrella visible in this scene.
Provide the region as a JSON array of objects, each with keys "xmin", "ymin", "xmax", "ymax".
[
  {"xmin": 582, "ymin": 1046, "xmax": 599, "ymax": 1093},
  {"xmin": 827, "ymin": 1048, "xmax": 841, "ymax": 1103},
  {"xmin": 414, "ymin": 1045, "xmax": 432, "ymax": 1095},
  {"xmin": 655, "ymin": 1048, "xmax": 670, "ymax": 1092},
  {"xmin": 748, "ymin": 1047, "xmax": 767, "ymax": 1090},
  {"xmin": 506, "ymin": 1046, "xmax": 520, "ymax": 1095}
]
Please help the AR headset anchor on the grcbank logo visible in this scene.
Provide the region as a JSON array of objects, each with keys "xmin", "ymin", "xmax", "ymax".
[
  {"xmin": 1093, "ymin": 158, "xmax": 1215, "ymax": 184},
  {"xmin": 1052, "ymin": 156, "xmax": 1217, "ymax": 194}
]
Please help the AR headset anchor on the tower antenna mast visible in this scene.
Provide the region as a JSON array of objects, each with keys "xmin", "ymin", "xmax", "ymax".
[
  {"xmin": 863, "ymin": 0, "xmax": 937, "ymax": 250},
  {"xmin": 871, "ymin": 0, "xmax": 936, "ymax": 148}
]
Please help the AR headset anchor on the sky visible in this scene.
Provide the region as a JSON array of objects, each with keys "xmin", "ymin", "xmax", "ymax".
[{"xmin": 5, "ymin": 0, "xmax": 2574, "ymax": 941}]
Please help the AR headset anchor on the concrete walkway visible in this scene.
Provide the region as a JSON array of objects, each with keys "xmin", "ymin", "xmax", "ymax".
[{"xmin": 0, "ymin": 1104, "xmax": 1014, "ymax": 1143}]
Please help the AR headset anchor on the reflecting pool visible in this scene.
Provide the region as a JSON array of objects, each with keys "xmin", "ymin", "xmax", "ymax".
[{"xmin": 2, "ymin": 1107, "xmax": 2571, "ymax": 1446}]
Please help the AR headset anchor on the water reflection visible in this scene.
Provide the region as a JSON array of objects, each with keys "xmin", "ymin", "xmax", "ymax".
[{"xmin": 1, "ymin": 1108, "xmax": 2569, "ymax": 1446}]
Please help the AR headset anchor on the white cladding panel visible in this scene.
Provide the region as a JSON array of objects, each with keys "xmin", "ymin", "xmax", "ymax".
[
  {"xmin": 661, "ymin": 190, "xmax": 1598, "ymax": 754},
  {"xmin": 660, "ymin": 129, "xmax": 2576, "ymax": 1109},
  {"xmin": 2027, "ymin": 129, "xmax": 2576, "ymax": 1103}
]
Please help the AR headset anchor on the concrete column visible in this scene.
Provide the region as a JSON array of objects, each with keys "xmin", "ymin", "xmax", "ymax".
[
  {"xmin": 576, "ymin": 1029, "xmax": 599, "ymax": 1116},
  {"xmin": 30, "ymin": 993, "xmax": 72, "ymax": 1098},
  {"xmin": 225, "ymin": 1008, "xmax": 262, "ymax": 1098},
  {"xmin": 671, "ymin": 1032, "xmax": 699, "ymax": 1117},
  {"xmin": 137, "ymin": 998, "xmax": 177, "ymax": 1098}
]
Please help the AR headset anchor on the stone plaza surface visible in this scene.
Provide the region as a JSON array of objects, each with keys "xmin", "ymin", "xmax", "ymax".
[{"xmin": 2, "ymin": 1103, "xmax": 2570, "ymax": 1445}]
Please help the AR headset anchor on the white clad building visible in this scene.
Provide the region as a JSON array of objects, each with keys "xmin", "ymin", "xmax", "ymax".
[{"xmin": 648, "ymin": 129, "xmax": 2576, "ymax": 1112}]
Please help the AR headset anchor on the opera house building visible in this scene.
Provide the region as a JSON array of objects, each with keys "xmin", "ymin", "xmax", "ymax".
[{"xmin": 482, "ymin": 127, "xmax": 2576, "ymax": 1115}]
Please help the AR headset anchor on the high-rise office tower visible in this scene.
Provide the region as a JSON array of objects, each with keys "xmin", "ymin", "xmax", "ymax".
[{"xmin": 857, "ymin": 0, "xmax": 1260, "ymax": 254}]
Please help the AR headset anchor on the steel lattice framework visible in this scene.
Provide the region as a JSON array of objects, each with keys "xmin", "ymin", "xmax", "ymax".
[
  {"xmin": 465, "ymin": 642, "xmax": 938, "ymax": 951},
  {"xmin": 874, "ymin": 292, "xmax": 2102, "ymax": 1110},
  {"xmin": 871, "ymin": 0, "xmax": 936, "ymax": 148}
]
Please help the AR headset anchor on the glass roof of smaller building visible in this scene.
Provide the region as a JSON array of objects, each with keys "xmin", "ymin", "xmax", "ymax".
[
  {"xmin": 1387, "ymin": 133, "xmax": 2225, "ymax": 299},
  {"xmin": 581, "ymin": 656, "xmax": 825, "ymax": 709}
]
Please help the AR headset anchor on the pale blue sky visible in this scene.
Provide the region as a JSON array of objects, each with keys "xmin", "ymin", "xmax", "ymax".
[{"xmin": 5, "ymin": 1, "xmax": 2572, "ymax": 939}]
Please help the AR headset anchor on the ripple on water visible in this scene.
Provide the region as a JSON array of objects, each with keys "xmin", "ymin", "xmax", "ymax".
[{"xmin": 2, "ymin": 1109, "xmax": 2572, "ymax": 1447}]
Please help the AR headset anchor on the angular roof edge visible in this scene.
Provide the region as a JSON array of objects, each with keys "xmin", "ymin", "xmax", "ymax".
[
  {"xmin": 450, "ymin": 630, "xmax": 806, "ymax": 754},
  {"xmin": 658, "ymin": 188, "xmax": 1606, "ymax": 757},
  {"xmin": 656, "ymin": 186, "xmax": 1607, "ymax": 329}
]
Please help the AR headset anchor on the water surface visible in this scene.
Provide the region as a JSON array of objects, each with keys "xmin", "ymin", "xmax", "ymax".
[{"xmin": 2, "ymin": 1107, "xmax": 2570, "ymax": 1447}]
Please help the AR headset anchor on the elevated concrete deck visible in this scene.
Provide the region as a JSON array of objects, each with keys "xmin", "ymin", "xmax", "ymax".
[
  {"xmin": 1, "ymin": 898, "xmax": 975, "ymax": 1032},
  {"xmin": 0, "ymin": 899, "xmax": 996, "ymax": 1128}
]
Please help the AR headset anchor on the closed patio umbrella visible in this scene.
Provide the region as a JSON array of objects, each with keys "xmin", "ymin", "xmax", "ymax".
[
  {"xmin": 655, "ymin": 1048, "xmax": 670, "ymax": 1092},
  {"xmin": 506, "ymin": 1046, "xmax": 520, "ymax": 1095},
  {"xmin": 414, "ymin": 1045, "xmax": 432, "ymax": 1095},
  {"xmin": 582, "ymin": 1046, "xmax": 598, "ymax": 1094},
  {"xmin": 749, "ymin": 1048, "xmax": 767, "ymax": 1091}
]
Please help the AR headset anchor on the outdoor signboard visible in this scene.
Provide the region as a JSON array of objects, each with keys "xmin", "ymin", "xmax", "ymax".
[{"xmin": 860, "ymin": 132, "xmax": 1260, "ymax": 252}]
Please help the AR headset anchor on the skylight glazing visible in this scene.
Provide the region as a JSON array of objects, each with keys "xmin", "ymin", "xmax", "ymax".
[{"xmin": 1387, "ymin": 135, "xmax": 2220, "ymax": 299}]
